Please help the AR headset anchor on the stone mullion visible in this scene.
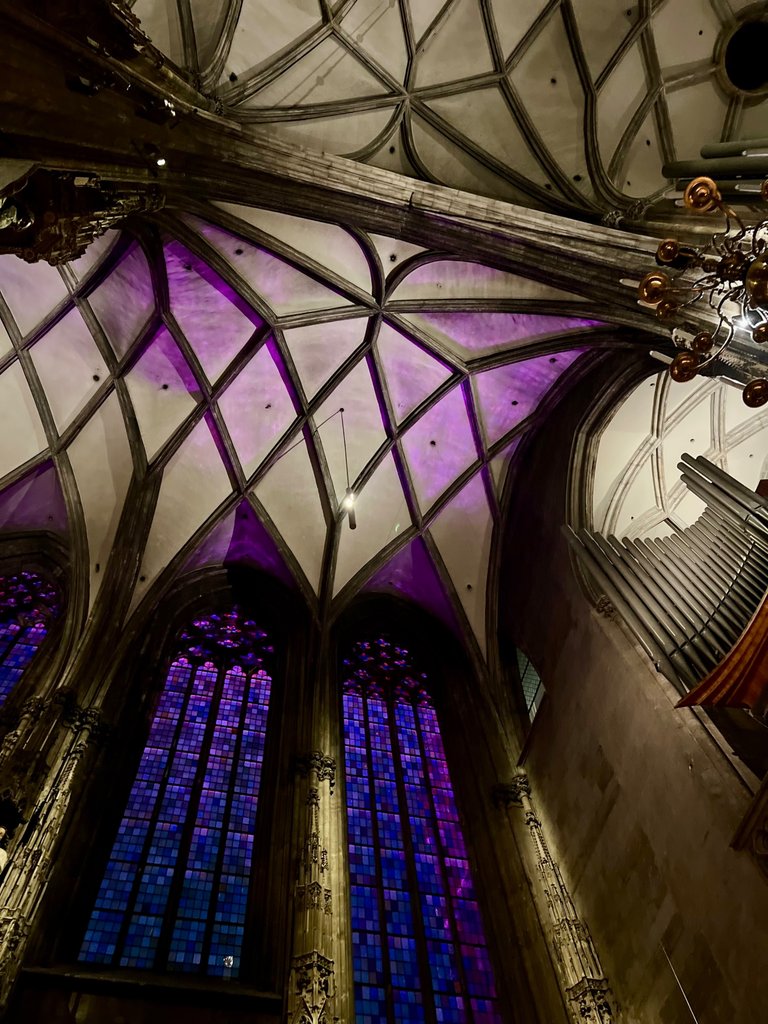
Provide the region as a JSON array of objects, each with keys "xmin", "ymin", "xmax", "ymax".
[{"xmin": 432, "ymin": 656, "xmax": 570, "ymax": 1024}]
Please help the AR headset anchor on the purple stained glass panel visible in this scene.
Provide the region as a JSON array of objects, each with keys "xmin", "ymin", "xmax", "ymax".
[
  {"xmin": 342, "ymin": 637, "xmax": 503, "ymax": 1023},
  {"xmin": 0, "ymin": 571, "xmax": 59, "ymax": 707},
  {"xmin": 79, "ymin": 609, "xmax": 273, "ymax": 977}
]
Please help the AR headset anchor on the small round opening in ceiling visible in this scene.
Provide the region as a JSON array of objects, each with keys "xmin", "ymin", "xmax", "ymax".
[{"xmin": 723, "ymin": 20, "xmax": 768, "ymax": 93}]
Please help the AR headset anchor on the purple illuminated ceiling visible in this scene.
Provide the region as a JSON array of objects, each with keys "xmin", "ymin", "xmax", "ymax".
[
  {"xmin": 0, "ymin": 203, "xmax": 606, "ymax": 652},
  {"xmin": 0, "ymin": 462, "xmax": 67, "ymax": 535},
  {"xmin": 403, "ymin": 310, "xmax": 602, "ymax": 358},
  {"xmin": 363, "ymin": 536, "xmax": 462, "ymax": 637},
  {"xmin": 473, "ymin": 349, "xmax": 586, "ymax": 446}
]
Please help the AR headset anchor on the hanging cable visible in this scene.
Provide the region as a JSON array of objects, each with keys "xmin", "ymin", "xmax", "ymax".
[{"xmin": 266, "ymin": 406, "xmax": 357, "ymax": 529}]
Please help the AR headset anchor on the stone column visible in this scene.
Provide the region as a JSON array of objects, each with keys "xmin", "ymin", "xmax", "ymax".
[
  {"xmin": 496, "ymin": 770, "xmax": 617, "ymax": 1024},
  {"xmin": 0, "ymin": 696, "xmax": 106, "ymax": 1008},
  {"xmin": 286, "ymin": 751, "xmax": 340, "ymax": 1024}
]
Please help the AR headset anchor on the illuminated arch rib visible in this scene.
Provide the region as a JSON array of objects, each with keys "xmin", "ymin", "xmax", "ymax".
[
  {"xmin": 342, "ymin": 637, "xmax": 502, "ymax": 1024},
  {"xmin": 0, "ymin": 570, "xmax": 59, "ymax": 706},
  {"xmin": 79, "ymin": 608, "xmax": 273, "ymax": 977}
]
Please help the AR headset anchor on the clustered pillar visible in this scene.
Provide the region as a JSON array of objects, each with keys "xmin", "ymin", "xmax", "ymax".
[
  {"xmin": 496, "ymin": 770, "xmax": 616, "ymax": 1024},
  {"xmin": 286, "ymin": 751, "xmax": 339, "ymax": 1024}
]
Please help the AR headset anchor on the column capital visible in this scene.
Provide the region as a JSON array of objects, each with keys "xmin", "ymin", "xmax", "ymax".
[
  {"xmin": 295, "ymin": 751, "xmax": 336, "ymax": 794},
  {"xmin": 493, "ymin": 770, "xmax": 531, "ymax": 807}
]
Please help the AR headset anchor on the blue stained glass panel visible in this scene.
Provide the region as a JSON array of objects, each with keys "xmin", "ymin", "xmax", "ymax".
[
  {"xmin": 80, "ymin": 611, "xmax": 273, "ymax": 978},
  {"xmin": 343, "ymin": 636, "xmax": 503, "ymax": 1023},
  {"xmin": 0, "ymin": 572, "xmax": 59, "ymax": 706}
]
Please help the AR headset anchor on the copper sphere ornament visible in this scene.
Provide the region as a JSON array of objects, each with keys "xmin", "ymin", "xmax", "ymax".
[
  {"xmin": 669, "ymin": 351, "xmax": 699, "ymax": 382},
  {"xmin": 655, "ymin": 299, "xmax": 677, "ymax": 321},
  {"xmin": 684, "ymin": 176, "xmax": 720, "ymax": 213},
  {"xmin": 745, "ymin": 254, "xmax": 768, "ymax": 309},
  {"xmin": 691, "ymin": 331, "xmax": 713, "ymax": 353},
  {"xmin": 638, "ymin": 271, "xmax": 670, "ymax": 304},
  {"xmin": 743, "ymin": 378, "xmax": 768, "ymax": 408},
  {"xmin": 656, "ymin": 239, "xmax": 679, "ymax": 264},
  {"xmin": 752, "ymin": 322, "xmax": 768, "ymax": 345}
]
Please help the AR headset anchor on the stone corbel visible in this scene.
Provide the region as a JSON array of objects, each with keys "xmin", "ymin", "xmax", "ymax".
[
  {"xmin": 295, "ymin": 752, "xmax": 336, "ymax": 794},
  {"xmin": 288, "ymin": 950, "xmax": 338, "ymax": 1024}
]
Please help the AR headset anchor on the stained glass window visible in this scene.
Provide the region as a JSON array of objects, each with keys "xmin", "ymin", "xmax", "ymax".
[
  {"xmin": 0, "ymin": 570, "xmax": 59, "ymax": 707},
  {"xmin": 342, "ymin": 637, "xmax": 503, "ymax": 1024},
  {"xmin": 79, "ymin": 608, "xmax": 274, "ymax": 978},
  {"xmin": 516, "ymin": 651, "xmax": 544, "ymax": 722}
]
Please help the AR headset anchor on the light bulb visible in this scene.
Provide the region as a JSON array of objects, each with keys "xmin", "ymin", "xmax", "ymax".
[
  {"xmin": 156, "ymin": 157, "xmax": 166, "ymax": 167},
  {"xmin": 343, "ymin": 488, "xmax": 357, "ymax": 530}
]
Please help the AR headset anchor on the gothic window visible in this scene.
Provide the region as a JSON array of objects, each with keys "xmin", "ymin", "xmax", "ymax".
[
  {"xmin": 342, "ymin": 637, "xmax": 502, "ymax": 1024},
  {"xmin": 79, "ymin": 608, "xmax": 274, "ymax": 977},
  {"xmin": 0, "ymin": 570, "xmax": 59, "ymax": 706},
  {"xmin": 516, "ymin": 651, "xmax": 544, "ymax": 722}
]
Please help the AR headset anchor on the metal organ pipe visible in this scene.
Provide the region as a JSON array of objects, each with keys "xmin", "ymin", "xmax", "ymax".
[{"xmin": 571, "ymin": 454, "xmax": 768, "ymax": 694}]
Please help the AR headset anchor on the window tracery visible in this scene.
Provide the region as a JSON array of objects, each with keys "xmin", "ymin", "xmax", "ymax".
[
  {"xmin": 342, "ymin": 636, "xmax": 502, "ymax": 1024},
  {"xmin": 0, "ymin": 570, "xmax": 59, "ymax": 706},
  {"xmin": 79, "ymin": 607, "xmax": 273, "ymax": 977}
]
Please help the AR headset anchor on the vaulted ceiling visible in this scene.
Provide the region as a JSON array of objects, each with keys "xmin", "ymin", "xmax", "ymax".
[
  {"xmin": 4, "ymin": 0, "xmax": 768, "ymax": 663},
  {"xmin": 0, "ymin": 202, "xmax": 620, "ymax": 657},
  {"xmin": 132, "ymin": 0, "xmax": 768, "ymax": 214}
]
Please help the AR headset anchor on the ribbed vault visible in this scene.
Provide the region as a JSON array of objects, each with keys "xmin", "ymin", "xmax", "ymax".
[
  {"xmin": 130, "ymin": 0, "xmax": 768, "ymax": 214},
  {"xmin": 0, "ymin": 201, "xmax": 631, "ymax": 657},
  {"xmin": 593, "ymin": 369, "xmax": 768, "ymax": 539}
]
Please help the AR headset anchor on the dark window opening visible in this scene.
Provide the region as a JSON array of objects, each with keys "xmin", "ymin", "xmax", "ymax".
[{"xmin": 724, "ymin": 21, "xmax": 768, "ymax": 93}]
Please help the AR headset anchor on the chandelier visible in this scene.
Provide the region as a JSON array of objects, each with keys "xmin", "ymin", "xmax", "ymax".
[{"xmin": 637, "ymin": 176, "xmax": 768, "ymax": 408}]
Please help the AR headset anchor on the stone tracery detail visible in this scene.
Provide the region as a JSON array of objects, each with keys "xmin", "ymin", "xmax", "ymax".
[
  {"xmin": 288, "ymin": 750, "xmax": 339, "ymax": 1024},
  {"xmin": 497, "ymin": 770, "xmax": 616, "ymax": 1024}
]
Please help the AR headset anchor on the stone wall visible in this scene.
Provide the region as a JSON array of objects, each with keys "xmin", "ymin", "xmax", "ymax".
[{"xmin": 500, "ymin": 356, "xmax": 768, "ymax": 1023}]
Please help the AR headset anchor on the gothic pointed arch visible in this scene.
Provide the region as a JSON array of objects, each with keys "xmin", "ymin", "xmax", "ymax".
[
  {"xmin": 47, "ymin": 566, "xmax": 311, "ymax": 1003},
  {"xmin": 333, "ymin": 595, "xmax": 541, "ymax": 1024}
]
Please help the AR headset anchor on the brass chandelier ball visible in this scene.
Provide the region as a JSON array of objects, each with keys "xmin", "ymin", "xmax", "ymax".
[
  {"xmin": 683, "ymin": 176, "xmax": 721, "ymax": 213},
  {"xmin": 743, "ymin": 378, "xmax": 768, "ymax": 408},
  {"xmin": 745, "ymin": 254, "xmax": 768, "ymax": 309},
  {"xmin": 691, "ymin": 332, "xmax": 713, "ymax": 353},
  {"xmin": 656, "ymin": 239, "xmax": 679, "ymax": 264},
  {"xmin": 638, "ymin": 271, "xmax": 670, "ymax": 304},
  {"xmin": 753, "ymin": 322, "xmax": 768, "ymax": 344},
  {"xmin": 669, "ymin": 351, "xmax": 699, "ymax": 382}
]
